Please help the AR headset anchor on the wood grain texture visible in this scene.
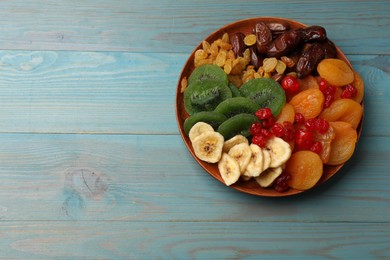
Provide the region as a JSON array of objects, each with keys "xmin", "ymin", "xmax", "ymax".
[
  {"xmin": 0, "ymin": 222, "xmax": 389, "ymax": 259},
  {"xmin": 0, "ymin": 1, "xmax": 389, "ymax": 54},
  {"xmin": 0, "ymin": 134, "xmax": 388, "ymax": 223},
  {"xmin": 0, "ymin": 51, "xmax": 388, "ymax": 135},
  {"xmin": 0, "ymin": 1, "xmax": 389, "ymax": 259}
]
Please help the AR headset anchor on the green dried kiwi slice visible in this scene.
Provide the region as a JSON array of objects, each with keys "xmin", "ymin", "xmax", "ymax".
[
  {"xmin": 217, "ymin": 113, "xmax": 260, "ymax": 140},
  {"xmin": 239, "ymin": 78, "xmax": 286, "ymax": 117},
  {"xmin": 214, "ymin": 97, "xmax": 261, "ymax": 118},
  {"xmin": 188, "ymin": 64, "xmax": 229, "ymax": 86},
  {"xmin": 184, "ymin": 80, "xmax": 232, "ymax": 115},
  {"xmin": 183, "ymin": 111, "xmax": 227, "ymax": 135},
  {"xmin": 228, "ymin": 82, "xmax": 241, "ymax": 97}
]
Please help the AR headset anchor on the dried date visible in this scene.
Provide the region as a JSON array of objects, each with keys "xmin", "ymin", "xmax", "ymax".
[
  {"xmin": 255, "ymin": 22, "xmax": 273, "ymax": 55},
  {"xmin": 300, "ymin": 25, "xmax": 327, "ymax": 42},
  {"xmin": 267, "ymin": 30, "xmax": 303, "ymax": 58},
  {"xmin": 249, "ymin": 45, "xmax": 262, "ymax": 70},
  {"xmin": 321, "ymin": 39, "xmax": 337, "ymax": 58},
  {"xmin": 266, "ymin": 21, "xmax": 290, "ymax": 38},
  {"xmin": 231, "ymin": 32, "xmax": 246, "ymax": 57},
  {"xmin": 296, "ymin": 42, "xmax": 325, "ymax": 78}
]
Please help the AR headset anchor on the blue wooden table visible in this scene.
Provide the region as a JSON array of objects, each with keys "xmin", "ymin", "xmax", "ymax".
[{"xmin": 0, "ymin": 1, "xmax": 389, "ymax": 259}]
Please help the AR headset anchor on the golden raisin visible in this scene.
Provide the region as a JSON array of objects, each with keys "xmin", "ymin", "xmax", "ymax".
[{"xmin": 244, "ymin": 34, "xmax": 257, "ymax": 46}]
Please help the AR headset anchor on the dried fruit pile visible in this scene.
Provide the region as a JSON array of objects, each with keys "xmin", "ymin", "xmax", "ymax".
[{"xmin": 181, "ymin": 21, "xmax": 363, "ymax": 193}]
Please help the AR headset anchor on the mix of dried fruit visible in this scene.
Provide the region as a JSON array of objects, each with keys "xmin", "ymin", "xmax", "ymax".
[{"xmin": 181, "ymin": 21, "xmax": 364, "ymax": 193}]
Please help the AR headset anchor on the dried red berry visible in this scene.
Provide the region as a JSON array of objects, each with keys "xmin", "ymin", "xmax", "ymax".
[
  {"xmin": 252, "ymin": 134, "xmax": 268, "ymax": 148},
  {"xmin": 341, "ymin": 84, "xmax": 358, "ymax": 99},
  {"xmin": 271, "ymin": 123, "xmax": 286, "ymax": 137},
  {"xmin": 255, "ymin": 108, "xmax": 273, "ymax": 120},
  {"xmin": 319, "ymin": 78, "xmax": 328, "ymax": 93},
  {"xmin": 324, "ymin": 94, "xmax": 334, "ymax": 108},
  {"xmin": 281, "ymin": 75, "xmax": 300, "ymax": 93},
  {"xmin": 262, "ymin": 115, "xmax": 276, "ymax": 128},
  {"xmin": 304, "ymin": 118, "xmax": 317, "ymax": 131},
  {"xmin": 250, "ymin": 122, "xmax": 263, "ymax": 136},
  {"xmin": 324, "ymin": 85, "xmax": 336, "ymax": 96},
  {"xmin": 295, "ymin": 129, "xmax": 314, "ymax": 149},
  {"xmin": 294, "ymin": 112, "xmax": 305, "ymax": 124},
  {"xmin": 282, "ymin": 121, "xmax": 295, "ymax": 141},
  {"xmin": 274, "ymin": 173, "xmax": 291, "ymax": 192},
  {"xmin": 309, "ymin": 141, "xmax": 323, "ymax": 154},
  {"xmin": 260, "ymin": 128, "xmax": 273, "ymax": 139},
  {"xmin": 315, "ymin": 118, "xmax": 330, "ymax": 134}
]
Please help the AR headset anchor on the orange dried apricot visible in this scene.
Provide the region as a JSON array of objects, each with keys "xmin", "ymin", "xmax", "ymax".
[
  {"xmin": 317, "ymin": 58, "xmax": 354, "ymax": 87},
  {"xmin": 289, "ymin": 88, "xmax": 324, "ymax": 119},
  {"xmin": 297, "ymin": 75, "xmax": 319, "ymax": 92},
  {"xmin": 313, "ymin": 125, "xmax": 335, "ymax": 163},
  {"xmin": 319, "ymin": 99, "xmax": 363, "ymax": 129},
  {"xmin": 351, "ymin": 71, "xmax": 364, "ymax": 103},
  {"xmin": 286, "ymin": 151, "xmax": 323, "ymax": 190},
  {"xmin": 327, "ymin": 121, "xmax": 357, "ymax": 165},
  {"xmin": 276, "ymin": 103, "xmax": 295, "ymax": 124}
]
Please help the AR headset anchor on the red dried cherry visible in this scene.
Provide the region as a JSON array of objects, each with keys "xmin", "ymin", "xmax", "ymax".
[
  {"xmin": 255, "ymin": 108, "xmax": 272, "ymax": 120},
  {"xmin": 281, "ymin": 75, "xmax": 300, "ymax": 93},
  {"xmin": 273, "ymin": 173, "xmax": 291, "ymax": 192},
  {"xmin": 315, "ymin": 118, "xmax": 330, "ymax": 134},
  {"xmin": 304, "ymin": 118, "xmax": 317, "ymax": 131},
  {"xmin": 294, "ymin": 113, "xmax": 305, "ymax": 124},
  {"xmin": 282, "ymin": 121, "xmax": 295, "ymax": 141},
  {"xmin": 341, "ymin": 84, "xmax": 358, "ymax": 99},
  {"xmin": 271, "ymin": 123, "xmax": 285, "ymax": 137},
  {"xmin": 252, "ymin": 134, "xmax": 268, "ymax": 148},
  {"xmin": 262, "ymin": 115, "xmax": 276, "ymax": 128},
  {"xmin": 309, "ymin": 141, "xmax": 323, "ymax": 154},
  {"xmin": 295, "ymin": 129, "xmax": 314, "ymax": 149},
  {"xmin": 319, "ymin": 78, "xmax": 328, "ymax": 93},
  {"xmin": 260, "ymin": 128, "xmax": 273, "ymax": 139},
  {"xmin": 250, "ymin": 122, "xmax": 263, "ymax": 136},
  {"xmin": 324, "ymin": 93, "xmax": 334, "ymax": 108}
]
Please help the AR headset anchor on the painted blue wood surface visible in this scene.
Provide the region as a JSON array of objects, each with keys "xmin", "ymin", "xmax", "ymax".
[{"xmin": 0, "ymin": 0, "xmax": 389, "ymax": 259}]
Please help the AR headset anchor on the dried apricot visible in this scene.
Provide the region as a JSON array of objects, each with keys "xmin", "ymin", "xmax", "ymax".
[
  {"xmin": 297, "ymin": 75, "xmax": 319, "ymax": 92},
  {"xmin": 319, "ymin": 99, "xmax": 363, "ymax": 129},
  {"xmin": 317, "ymin": 58, "xmax": 354, "ymax": 87},
  {"xmin": 276, "ymin": 103, "xmax": 295, "ymax": 124},
  {"xmin": 327, "ymin": 121, "xmax": 357, "ymax": 165},
  {"xmin": 286, "ymin": 150, "xmax": 323, "ymax": 190},
  {"xmin": 313, "ymin": 124, "xmax": 335, "ymax": 163},
  {"xmin": 289, "ymin": 88, "xmax": 325, "ymax": 119},
  {"xmin": 351, "ymin": 71, "xmax": 364, "ymax": 103}
]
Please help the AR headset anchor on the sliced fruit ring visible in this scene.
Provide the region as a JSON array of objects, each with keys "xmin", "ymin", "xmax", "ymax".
[{"xmin": 239, "ymin": 78, "xmax": 286, "ymax": 117}]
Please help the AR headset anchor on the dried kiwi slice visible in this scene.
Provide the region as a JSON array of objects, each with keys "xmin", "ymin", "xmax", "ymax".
[
  {"xmin": 188, "ymin": 64, "xmax": 229, "ymax": 86},
  {"xmin": 239, "ymin": 78, "xmax": 286, "ymax": 116},
  {"xmin": 228, "ymin": 82, "xmax": 241, "ymax": 97},
  {"xmin": 214, "ymin": 97, "xmax": 261, "ymax": 118},
  {"xmin": 217, "ymin": 113, "xmax": 260, "ymax": 140},
  {"xmin": 183, "ymin": 111, "xmax": 227, "ymax": 135},
  {"xmin": 184, "ymin": 80, "xmax": 232, "ymax": 115}
]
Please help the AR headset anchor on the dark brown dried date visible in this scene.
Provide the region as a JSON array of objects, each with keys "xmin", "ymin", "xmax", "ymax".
[
  {"xmin": 321, "ymin": 39, "xmax": 337, "ymax": 58},
  {"xmin": 300, "ymin": 25, "xmax": 327, "ymax": 42},
  {"xmin": 267, "ymin": 30, "xmax": 303, "ymax": 58},
  {"xmin": 255, "ymin": 22, "xmax": 273, "ymax": 55},
  {"xmin": 231, "ymin": 32, "xmax": 246, "ymax": 57},
  {"xmin": 249, "ymin": 45, "xmax": 262, "ymax": 70},
  {"xmin": 296, "ymin": 42, "xmax": 325, "ymax": 78},
  {"xmin": 266, "ymin": 21, "xmax": 290, "ymax": 38}
]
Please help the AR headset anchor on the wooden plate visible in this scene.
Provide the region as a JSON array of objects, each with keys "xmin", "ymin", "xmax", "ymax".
[{"xmin": 175, "ymin": 17, "xmax": 363, "ymax": 197}]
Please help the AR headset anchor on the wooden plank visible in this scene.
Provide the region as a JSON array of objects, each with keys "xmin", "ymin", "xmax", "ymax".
[
  {"xmin": 0, "ymin": 133, "xmax": 388, "ymax": 222},
  {"xmin": 0, "ymin": 51, "xmax": 388, "ymax": 135},
  {"xmin": 0, "ymin": 221, "xmax": 389, "ymax": 259},
  {"xmin": 0, "ymin": 1, "xmax": 388, "ymax": 54}
]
